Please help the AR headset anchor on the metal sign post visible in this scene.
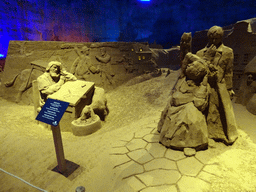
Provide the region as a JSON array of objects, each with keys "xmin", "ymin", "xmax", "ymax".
[
  {"xmin": 51, "ymin": 124, "xmax": 66, "ymax": 173},
  {"xmin": 36, "ymin": 98, "xmax": 79, "ymax": 177}
]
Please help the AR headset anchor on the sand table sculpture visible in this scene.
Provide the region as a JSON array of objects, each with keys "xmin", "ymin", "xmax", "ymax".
[
  {"xmin": 158, "ymin": 26, "xmax": 238, "ymax": 154},
  {"xmin": 36, "ymin": 60, "xmax": 108, "ymax": 135},
  {"xmin": 37, "ymin": 61, "xmax": 108, "ymax": 133}
]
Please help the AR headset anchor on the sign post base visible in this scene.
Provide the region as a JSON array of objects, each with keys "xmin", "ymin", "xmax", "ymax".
[
  {"xmin": 52, "ymin": 159, "xmax": 80, "ymax": 177},
  {"xmin": 51, "ymin": 124, "xmax": 80, "ymax": 177},
  {"xmin": 36, "ymin": 99, "xmax": 80, "ymax": 177}
]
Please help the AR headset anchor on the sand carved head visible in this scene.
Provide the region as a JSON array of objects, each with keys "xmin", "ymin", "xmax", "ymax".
[
  {"xmin": 207, "ymin": 26, "xmax": 223, "ymax": 48},
  {"xmin": 81, "ymin": 46, "xmax": 90, "ymax": 55},
  {"xmin": 184, "ymin": 53, "xmax": 208, "ymax": 81},
  {"xmin": 186, "ymin": 60, "xmax": 207, "ymax": 81},
  {"xmin": 46, "ymin": 61, "xmax": 62, "ymax": 79}
]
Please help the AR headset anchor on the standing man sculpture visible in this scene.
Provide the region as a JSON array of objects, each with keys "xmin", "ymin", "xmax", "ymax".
[{"xmin": 196, "ymin": 26, "xmax": 238, "ymax": 144}]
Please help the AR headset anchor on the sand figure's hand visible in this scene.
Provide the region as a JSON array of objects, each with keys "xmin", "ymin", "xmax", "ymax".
[{"xmin": 204, "ymin": 44, "xmax": 217, "ymax": 60}]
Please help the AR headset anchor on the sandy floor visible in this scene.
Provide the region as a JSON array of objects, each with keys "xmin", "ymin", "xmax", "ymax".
[{"xmin": 0, "ymin": 70, "xmax": 256, "ymax": 192}]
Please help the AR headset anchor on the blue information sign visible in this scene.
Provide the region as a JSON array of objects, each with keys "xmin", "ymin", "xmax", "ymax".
[{"xmin": 36, "ymin": 98, "xmax": 69, "ymax": 126}]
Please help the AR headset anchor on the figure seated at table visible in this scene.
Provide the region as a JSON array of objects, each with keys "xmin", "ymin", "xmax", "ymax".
[{"xmin": 37, "ymin": 61, "xmax": 77, "ymax": 108}]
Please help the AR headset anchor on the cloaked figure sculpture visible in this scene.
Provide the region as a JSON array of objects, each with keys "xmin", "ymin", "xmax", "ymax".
[
  {"xmin": 158, "ymin": 53, "xmax": 210, "ymax": 150},
  {"xmin": 196, "ymin": 26, "xmax": 238, "ymax": 144}
]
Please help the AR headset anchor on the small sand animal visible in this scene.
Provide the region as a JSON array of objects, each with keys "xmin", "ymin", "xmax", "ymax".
[
  {"xmin": 180, "ymin": 32, "xmax": 192, "ymax": 61},
  {"xmin": 74, "ymin": 106, "xmax": 97, "ymax": 125}
]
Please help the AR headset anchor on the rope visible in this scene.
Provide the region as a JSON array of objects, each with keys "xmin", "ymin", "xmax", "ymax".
[{"xmin": 0, "ymin": 168, "xmax": 48, "ymax": 192}]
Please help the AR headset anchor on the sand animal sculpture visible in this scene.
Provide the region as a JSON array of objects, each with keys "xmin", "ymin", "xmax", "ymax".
[
  {"xmin": 180, "ymin": 32, "xmax": 192, "ymax": 61},
  {"xmin": 73, "ymin": 106, "xmax": 98, "ymax": 125},
  {"xmin": 88, "ymin": 86, "xmax": 108, "ymax": 121},
  {"xmin": 71, "ymin": 105, "xmax": 102, "ymax": 136},
  {"xmin": 70, "ymin": 45, "xmax": 100, "ymax": 80},
  {"xmin": 71, "ymin": 87, "xmax": 108, "ymax": 136},
  {"xmin": 171, "ymin": 32, "xmax": 192, "ymax": 93}
]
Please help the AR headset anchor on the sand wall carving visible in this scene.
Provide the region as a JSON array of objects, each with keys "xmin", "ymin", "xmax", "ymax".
[{"xmin": 0, "ymin": 41, "xmax": 180, "ymax": 104}]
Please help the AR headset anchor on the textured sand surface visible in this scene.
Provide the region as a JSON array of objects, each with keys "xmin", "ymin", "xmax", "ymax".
[{"xmin": 0, "ymin": 71, "xmax": 256, "ymax": 192}]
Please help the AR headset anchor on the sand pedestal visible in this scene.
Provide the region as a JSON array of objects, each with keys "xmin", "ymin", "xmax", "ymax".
[{"xmin": 71, "ymin": 115, "xmax": 101, "ymax": 136}]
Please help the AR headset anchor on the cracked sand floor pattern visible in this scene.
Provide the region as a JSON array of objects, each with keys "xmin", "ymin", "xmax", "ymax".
[{"xmin": 110, "ymin": 118, "xmax": 256, "ymax": 192}]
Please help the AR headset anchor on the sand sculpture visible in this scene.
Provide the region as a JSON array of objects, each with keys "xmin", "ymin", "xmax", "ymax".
[
  {"xmin": 36, "ymin": 60, "xmax": 108, "ymax": 134},
  {"xmin": 88, "ymin": 86, "xmax": 108, "ymax": 121},
  {"xmin": 95, "ymin": 47, "xmax": 111, "ymax": 63},
  {"xmin": 180, "ymin": 32, "xmax": 192, "ymax": 62},
  {"xmin": 179, "ymin": 32, "xmax": 192, "ymax": 80},
  {"xmin": 4, "ymin": 68, "xmax": 43, "ymax": 102},
  {"xmin": 37, "ymin": 61, "xmax": 77, "ymax": 108},
  {"xmin": 196, "ymin": 26, "xmax": 238, "ymax": 144},
  {"xmin": 71, "ymin": 105, "xmax": 101, "ymax": 136},
  {"xmin": 117, "ymin": 54, "xmax": 136, "ymax": 73},
  {"xmin": 1, "ymin": 41, "xmax": 180, "ymax": 104},
  {"xmin": 236, "ymin": 56, "xmax": 256, "ymax": 115},
  {"xmin": 158, "ymin": 53, "xmax": 210, "ymax": 151},
  {"xmin": 70, "ymin": 45, "xmax": 100, "ymax": 80},
  {"xmin": 158, "ymin": 26, "xmax": 238, "ymax": 154}
]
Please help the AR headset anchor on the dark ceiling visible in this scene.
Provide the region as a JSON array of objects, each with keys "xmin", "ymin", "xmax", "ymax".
[{"xmin": 1, "ymin": 0, "xmax": 256, "ymax": 57}]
